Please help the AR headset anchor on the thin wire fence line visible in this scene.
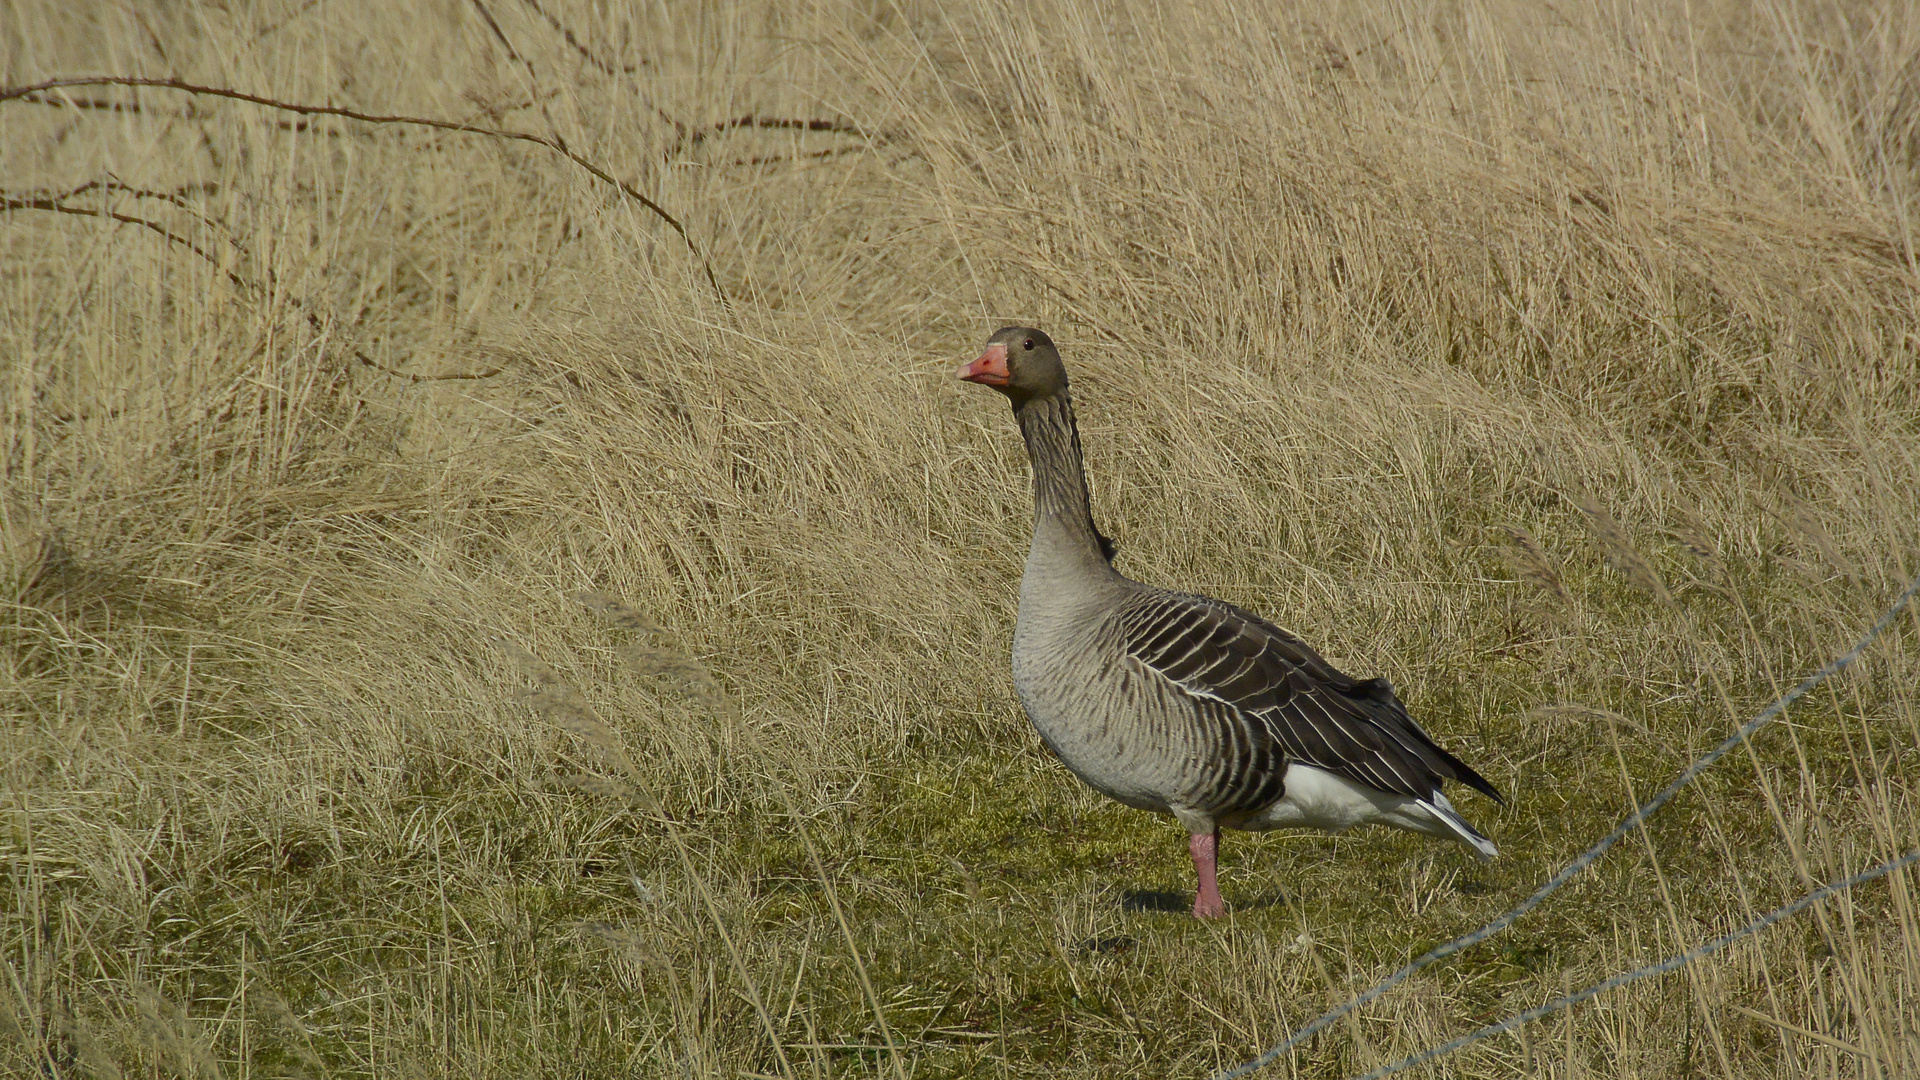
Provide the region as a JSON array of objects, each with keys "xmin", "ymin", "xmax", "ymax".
[
  {"xmin": 1351, "ymin": 847, "xmax": 1920, "ymax": 1080},
  {"xmin": 1211, "ymin": 568, "xmax": 1920, "ymax": 1080}
]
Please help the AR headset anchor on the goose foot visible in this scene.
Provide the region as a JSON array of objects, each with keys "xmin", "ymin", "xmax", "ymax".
[{"xmin": 1189, "ymin": 830, "xmax": 1226, "ymax": 918}]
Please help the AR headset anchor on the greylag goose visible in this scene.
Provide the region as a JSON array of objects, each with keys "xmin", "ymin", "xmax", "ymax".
[{"xmin": 959, "ymin": 327, "xmax": 1503, "ymax": 919}]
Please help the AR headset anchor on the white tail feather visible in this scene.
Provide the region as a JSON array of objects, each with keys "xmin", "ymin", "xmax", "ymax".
[{"xmin": 1418, "ymin": 791, "xmax": 1498, "ymax": 860}]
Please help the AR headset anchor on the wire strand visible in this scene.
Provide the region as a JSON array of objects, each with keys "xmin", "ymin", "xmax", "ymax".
[
  {"xmin": 1211, "ymin": 568, "xmax": 1920, "ymax": 1080},
  {"xmin": 1351, "ymin": 848, "xmax": 1920, "ymax": 1080}
]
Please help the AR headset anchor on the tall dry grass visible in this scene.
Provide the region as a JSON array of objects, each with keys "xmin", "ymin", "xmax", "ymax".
[{"xmin": 3, "ymin": 0, "xmax": 1917, "ymax": 1076}]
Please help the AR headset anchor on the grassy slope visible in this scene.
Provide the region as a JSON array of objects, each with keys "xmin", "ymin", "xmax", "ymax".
[{"xmin": 3, "ymin": 0, "xmax": 1918, "ymax": 1076}]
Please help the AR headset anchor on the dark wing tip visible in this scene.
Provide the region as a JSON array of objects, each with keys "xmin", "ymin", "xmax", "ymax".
[
  {"xmin": 1446, "ymin": 754, "xmax": 1506, "ymax": 806},
  {"xmin": 1360, "ymin": 678, "xmax": 1505, "ymax": 806}
]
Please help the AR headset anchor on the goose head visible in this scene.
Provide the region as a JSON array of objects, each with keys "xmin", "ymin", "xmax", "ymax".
[{"xmin": 958, "ymin": 327, "xmax": 1066, "ymax": 405}]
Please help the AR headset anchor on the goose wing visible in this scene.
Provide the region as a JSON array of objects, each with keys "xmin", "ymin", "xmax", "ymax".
[{"xmin": 1117, "ymin": 588, "xmax": 1502, "ymax": 806}]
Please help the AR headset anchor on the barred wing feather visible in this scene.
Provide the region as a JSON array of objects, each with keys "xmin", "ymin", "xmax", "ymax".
[{"xmin": 1117, "ymin": 590, "xmax": 1502, "ymax": 807}]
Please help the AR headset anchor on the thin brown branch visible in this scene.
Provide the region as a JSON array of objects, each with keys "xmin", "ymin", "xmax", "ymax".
[
  {"xmin": 293, "ymin": 309, "xmax": 500, "ymax": 383},
  {"xmin": 36, "ymin": 177, "xmax": 239, "ymax": 243},
  {"xmin": 464, "ymin": 0, "xmax": 531, "ymax": 67},
  {"xmin": 255, "ymin": 0, "xmax": 322, "ymax": 40},
  {"xmin": 688, "ymin": 114, "xmax": 880, "ymax": 145},
  {"xmin": 465, "ymin": 0, "xmax": 572, "ymax": 155},
  {"xmin": 507, "ymin": 0, "xmax": 681, "ymax": 138},
  {"xmin": 1, "ymin": 75, "xmax": 728, "ymax": 307},
  {"xmin": 466, "ymin": 0, "xmax": 539, "ymax": 84},
  {"xmin": 11, "ymin": 185, "xmax": 495, "ymax": 386},
  {"xmin": 356, "ymin": 353, "xmax": 503, "ymax": 382},
  {"xmin": 0, "ymin": 194, "xmax": 249, "ymax": 290},
  {"xmin": 14, "ymin": 94, "xmax": 158, "ymax": 115},
  {"xmin": 517, "ymin": 0, "xmax": 639, "ymax": 76},
  {"xmin": 670, "ymin": 114, "xmax": 886, "ymax": 161},
  {"xmin": 17, "ymin": 92, "xmax": 352, "ymax": 135},
  {"xmin": 725, "ymin": 144, "xmax": 874, "ymax": 168},
  {"xmin": 120, "ymin": 185, "xmax": 229, "ymax": 232}
]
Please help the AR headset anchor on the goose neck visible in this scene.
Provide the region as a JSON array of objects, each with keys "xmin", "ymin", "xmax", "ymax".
[{"xmin": 1015, "ymin": 391, "xmax": 1112, "ymax": 572}]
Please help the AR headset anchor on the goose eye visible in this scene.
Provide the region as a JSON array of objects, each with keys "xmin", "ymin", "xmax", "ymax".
[{"xmin": 1023, "ymin": 338, "xmax": 1035, "ymax": 350}]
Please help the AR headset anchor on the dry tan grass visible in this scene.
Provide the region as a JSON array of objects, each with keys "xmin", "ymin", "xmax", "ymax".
[{"xmin": 3, "ymin": 0, "xmax": 1918, "ymax": 1077}]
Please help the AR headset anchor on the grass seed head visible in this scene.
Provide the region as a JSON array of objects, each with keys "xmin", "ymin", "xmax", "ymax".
[
  {"xmin": 1497, "ymin": 524, "xmax": 1572, "ymax": 607},
  {"xmin": 1669, "ymin": 504, "xmax": 1723, "ymax": 573},
  {"xmin": 1572, "ymin": 489, "xmax": 1675, "ymax": 609}
]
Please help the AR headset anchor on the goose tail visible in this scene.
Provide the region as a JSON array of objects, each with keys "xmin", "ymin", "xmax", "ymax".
[{"xmin": 1417, "ymin": 790, "xmax": 1499, "ymax": 860}]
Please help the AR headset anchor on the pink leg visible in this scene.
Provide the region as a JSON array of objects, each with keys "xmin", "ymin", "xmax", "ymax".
[{"xmin": 1190, "ymin": 830, "xmax": 1226, "ymax": 919}]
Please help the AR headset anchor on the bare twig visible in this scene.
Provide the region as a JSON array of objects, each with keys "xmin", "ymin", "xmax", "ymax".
[
  {"xmin": 20, "ymin": 177, "xmax": 237, "ymax": 241},
  {"xmin": 255, "ymin": 0, "xmax": 322, "ymax": 40},
  {"xmin": 294, "ymin": 307, "xmax": 503, "ymax": 384},
  {"xmin": 1, "ymin": 193, "xmax": 248, "ymax": 290},
  {"xmin": 1, "ymin": 75, "xmax": 729, "ymax": 307},
  {"xmin": 724, "ymin": 144, "xmax": 875, "ymax": 168},
  {"xmin": 505, "ymin": 0, "xmax": 684, "ymax": 140},
  {"xmin": 465, "ymin": 0, "xmax": 569, "ymax": 152},
  {"xmin": 355, "ymin": 353, "xmax": 504, "ymax": 382},
  {"xmin": 517, "ymin": 0, "xmax": 639, "ymax": 76},
  {"xmin": 686, "ymin": 114, "xmax": 879, "ymax": 145},
  {"xmin": 9, "ymin": 177, "xmax": 499, "ymax": 385},
  {"xmin": 465, "ymin": 0, "xmax": 533, "ymax": 70},
  {"xmin": 15, "ymin": 94, "xmax": 158, "ymax": 114},
  {"xmin": 17, "ymin": 92, "xmax": 355, "ymax": 135},
  {"xmin": 669, "ymin": 113, "xmax": 886, "ymax": 162}
]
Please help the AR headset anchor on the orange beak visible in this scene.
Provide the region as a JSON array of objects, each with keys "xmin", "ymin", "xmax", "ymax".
[{"xmin": 958, "ymin": 343, "xmax": 1010, "ymax": 386}]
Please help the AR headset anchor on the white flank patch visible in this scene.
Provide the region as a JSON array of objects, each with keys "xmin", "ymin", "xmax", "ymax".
[{"xmin": 1246, "ymin": 764, "xmax": 1498, "ymax": 858}]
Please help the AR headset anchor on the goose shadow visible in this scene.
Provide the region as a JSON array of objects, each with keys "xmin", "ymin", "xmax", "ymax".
[
  {"xmin": 1119, "ymin": 887, "xmax": 1293, "ymax": 914},
  {"xmin": 1119, "ymin": 889, "xmax": 1188, "ymax": 913},
  {"xmin": 1076, "ymin": 934, "xmax": 1140, "ymax": 956}
]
